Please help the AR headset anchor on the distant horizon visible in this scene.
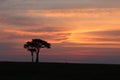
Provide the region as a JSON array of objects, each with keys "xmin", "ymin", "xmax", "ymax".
[{"xmin": 0, "ymin": 54, "xmax": 120, "ymax": 64}]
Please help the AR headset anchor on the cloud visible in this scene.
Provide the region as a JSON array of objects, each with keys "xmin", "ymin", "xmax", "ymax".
[
  {"xmin": 0, "ymin": 0, "xmax": 120, "ymax": 12},
  {"xmin": 0, "ymin": 0, "xmax": 120, "ymax": 16},
  {"xmin": 1, "ymin": 7, "xmax": 120, "ymax": 26},
  {"xmin": 79, "ymin": 30, "xmax": 120, "ymax": 43},
  {"xmin": 1, "ymin": 8, "xmax": 119, "ymax": 30},
  {"xmin": 24, "ymin": 27, "xmax": 73, "ymax": 33},
  {"xmin": 23, "ymin": 8, "xmax": 119, "ymax": 18},
  {"xmin": 86, "ymin": 30, "xmax": 120, "ymax": 36},
  {"xmin": 0, "ymin": 15, "xmax": 42, "ymax": 26},
  {"xmin": 1, "ymin": 8, "xmax": 120, "ymax": 45},
  {"xmin": 90, "ymin": 37, "xmax": 120, "ymax": 42},
  {"xmin": 3, "ymin": 29, "xmax": 71, "ymax": 43}
]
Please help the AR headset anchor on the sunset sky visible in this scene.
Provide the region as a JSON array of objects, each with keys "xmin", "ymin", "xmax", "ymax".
[{"xmin": 0, "ymin": 0, "xmax": 120, "ymax": 64}]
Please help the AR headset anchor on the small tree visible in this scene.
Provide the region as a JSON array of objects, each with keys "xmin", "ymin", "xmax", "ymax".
[
  {"xmin": 24, "ymin": 39, "xmax": 51, "ymax": 63},
  {"xmin": 24, "ymin": 42, "xmax": 36, "ymax": 62}
]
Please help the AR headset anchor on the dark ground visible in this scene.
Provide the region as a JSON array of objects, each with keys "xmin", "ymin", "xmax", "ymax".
[{"xmin": 0, "ymin": 62, "xmax": 120, "ymax": 80}]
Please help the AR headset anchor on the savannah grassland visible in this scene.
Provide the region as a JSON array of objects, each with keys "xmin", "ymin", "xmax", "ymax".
[{"xmin": 0, "ymin": 62, "xmax": 119, "ymax": 80}]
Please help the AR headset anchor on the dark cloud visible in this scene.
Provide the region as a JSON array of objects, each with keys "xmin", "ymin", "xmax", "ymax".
[
  {"xmin": 86, "ymin": 30, "xmax": 120, "ymax": 36},
  {"xmin": 91, "ymin": 37, "xmax": 120, "ymax": 42},
  {"xmin": 60, "ymin": 42, "xmax": 120, "ymax": 47},
  {"xmin": 0, "ymin": 0, "xmax": 120, "ymax": 13},
  {"xmin": 25, "ymin": 27, "xmax": 71, "ymax": 32},
  {"xmin": 0, "ymin": 15, "xmax": 42, "ymax": 26},
  {"xmin": 83, "ymin": 30, "xmax": 120, "ymax": 42},
  {"xmin": 39, "ymin": 33, "xmax": 71, "ymax": 41},
  {"xmin": 0, "ymin": 14, "xmax": 71, "ymax": 28},
  {"xmin": 1, "ymin": 29, "xmax": 71, "ymax": 43}
]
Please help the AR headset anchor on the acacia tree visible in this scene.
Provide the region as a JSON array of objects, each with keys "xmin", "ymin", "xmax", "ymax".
[
  {"xmin": 24, "ymin": 39, "xmax": 51, "ymax": 63},
  {"xmin": 24, "ymin": 42, "xmax": 36, "ymax": 62}
]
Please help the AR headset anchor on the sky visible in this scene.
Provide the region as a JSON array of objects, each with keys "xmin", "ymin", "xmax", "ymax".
[{"xmin": 0, "ymin": 0, "xmax": 120, "ymax": 64}]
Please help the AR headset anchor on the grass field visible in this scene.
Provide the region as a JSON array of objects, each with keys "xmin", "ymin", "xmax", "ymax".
[{"xmin": 0, "ymin": 62, "xmax": 120, "ymax": 80}]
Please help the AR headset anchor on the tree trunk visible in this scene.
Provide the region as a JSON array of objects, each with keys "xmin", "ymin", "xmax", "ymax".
[
  {"xmin": 31, "ymin": 52, "xmax": 34, "ymax": 62},
  {"xmin": 36, "ymin": 49, "xmax": 39, "ymax": 63}
]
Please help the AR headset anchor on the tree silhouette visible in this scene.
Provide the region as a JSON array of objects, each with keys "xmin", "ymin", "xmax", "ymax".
[
  {"xmin": 24, "ymin": 39, "xmax": 51, "ymax": 63},
  {"xmin": 24, "ymin": 42, "xmax": 36, "ymax": 62}
]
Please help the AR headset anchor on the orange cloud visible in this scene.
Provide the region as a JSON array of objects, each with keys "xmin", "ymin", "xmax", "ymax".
[
  {"xmin": 3, "ymin": 29, "xmax": 71, "ymax": 43},
  {"xmin": 0, "ymin": 8, "xmax": 120, "ymax": 56},
  {"xmin": 21, "ymin": 8, "xmax": 120, "ymax": 18}
]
